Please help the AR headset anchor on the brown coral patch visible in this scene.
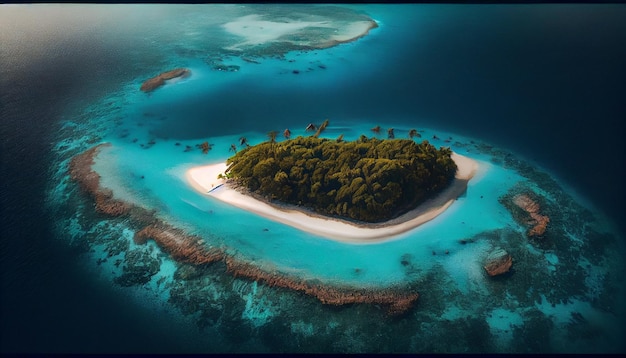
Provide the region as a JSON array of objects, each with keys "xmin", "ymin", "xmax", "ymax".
[
  {"xmin": 140, "ymin": 68, "xmax": 190, "ymax": 92},
  {"xmin": 483, "ymin": 248, "xmax": 513, "ymax": 277},
  {"xmin": 68, "ymin": 143, "xmax": 131, "ymax": 216},
  {"xmin": 133, "ymin": 224, "xmax": 224, "ymax": 265},
  {"xmin": 512, "ymin": 194, "xmax": 550, "ymax": 238},
  {"xmin": 224, "ymin": 257, "xmax": 419, "ymax": 316}
]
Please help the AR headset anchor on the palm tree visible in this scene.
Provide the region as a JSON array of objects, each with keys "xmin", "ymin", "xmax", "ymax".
[
  {"xmin": 267, "ymin": 130, "xmax": 278, "ymax": 143},
  {"xmin": 198, "ymin": 141, "xmax": 212, "ymax": 154},
  {"xmin": 239, "ymin": 136, "xmax": 249, "ymax": 147},
  {"xmin": 408, "ymin": 129, "xmax": 421, "ymax": 139},
  {"xmin": 229, "ymin": 144, "xmax": 237, "ymax": 153},
  {"xmin": 267, "ymin": 130, "xmax": 278, "ymax": 158},
  {"xmin": 283, "ymin": 128, "xmax": 291, "ymax": 139},
  {"xmin": 387, "ymin": 127, "xmax": 395, "ymax": 139},
  {"xmin": 314, "ymin": 119, "xmax": 329, "ymax": 138},
  {"xmin": 371, "ymin": 125, "xmax": 381, "ymax": 135}
]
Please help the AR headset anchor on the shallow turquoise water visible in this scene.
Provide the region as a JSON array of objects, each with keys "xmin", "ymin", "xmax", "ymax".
[{"xmin": 93, "ymin": 109, "xmax": 527, "ymax": 289}]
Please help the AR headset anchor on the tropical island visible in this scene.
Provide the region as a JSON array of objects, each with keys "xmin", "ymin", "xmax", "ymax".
[
  {"xmin": 186, "ymin": 125, "xmax": 479, "ymax": 242},
  {"xmin": 225, "ymin": 135, "xmax": 457, "ymax": 223}
]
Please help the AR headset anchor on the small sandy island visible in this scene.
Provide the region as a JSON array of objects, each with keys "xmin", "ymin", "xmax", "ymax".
[{"xmin": 186, "ymin": 153, "xmax": 479, "ymax": 243}]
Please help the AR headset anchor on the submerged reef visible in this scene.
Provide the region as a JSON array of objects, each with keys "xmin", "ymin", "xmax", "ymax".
[
  {"xmin": 223, "ymin": 258, "xmax": 419, "ymax": 316},
  {"xmin": 483, "ymin": 247, "xmax": 513, "ymax": 277},
  {"xmin": 133, "ymin": 224, "xmax": 224, "ymax": 265},
  {"xmin": 512, "ymin": 194, "xmax": 550, "ymax": 238},
  {"xmin": 69, "ymin": 143, "xmax": 131, "ymax": 216},
  {"xmin": 69, "ymin": 144, "xmax": 420, "ymax": 315},
  {"xmin": 139, "ymin": 68, "xmax": 190, "ymax": 92},
  {"xmin": 499, "ymin": 190, "xmax": 550, "ymax": 240}
]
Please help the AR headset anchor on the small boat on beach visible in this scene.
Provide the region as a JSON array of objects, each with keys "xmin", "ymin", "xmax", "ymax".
[{"xmin": 208, "ymin": 183, "xmax": 224, "ymax": 193}]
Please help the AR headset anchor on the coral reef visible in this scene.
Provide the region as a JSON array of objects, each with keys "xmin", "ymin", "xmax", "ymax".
[
  {"xmin": 68, "ymin": 143, "xmax": 131, "ymax": 216},
  {"xmin": 114, "ymin": 248, "xmax": 161, "ymax": 286},
  {"xmin": 512, "ymin": 194, "xmax": 550, "ymax": 238},
  {"xmin": 133, "ymin": 224, "xmax": 224, "ymax": 265},
  {"xmin": 499, "ymin": 188, "xmax": 551, "ymax": 242},
  {"xmin": 140, "ymin": 68, "xmax": 190, "ymax": 92},
  {"xmin": 483, "ymin": 247, "xmax": 513, "ymax": 276},
  {"xmin": 224, "ymin": 257, "xmax": 419, "ymax": 316}
]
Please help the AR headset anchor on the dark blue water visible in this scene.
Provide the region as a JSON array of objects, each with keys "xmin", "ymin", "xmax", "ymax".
[
  {"xmin": 1, "ymin": 4, "xmax": 625, "ymax": 353},
  {"xmin": 0, "ymin": 14, "xmax": 189, "ymax": 353}
]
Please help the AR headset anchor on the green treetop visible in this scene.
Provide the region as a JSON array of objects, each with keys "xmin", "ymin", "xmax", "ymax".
[{"xmin": 225, "ymin": 135, "xmax": 457, "ymax": 223}]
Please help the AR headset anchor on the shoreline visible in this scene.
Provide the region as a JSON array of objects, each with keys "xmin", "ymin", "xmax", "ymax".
[
  {"xmin": 185, "ymin": 152, "xmax": 479, "ymax": 243},
  {"xmin": 314, "ymin": 20, "xmax": 379, "ymax": 49}
]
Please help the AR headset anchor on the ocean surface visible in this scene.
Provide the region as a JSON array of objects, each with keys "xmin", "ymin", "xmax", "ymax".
[{"xmin": 1, "ymin": 4, "xmax": 625, "ymax": 353}]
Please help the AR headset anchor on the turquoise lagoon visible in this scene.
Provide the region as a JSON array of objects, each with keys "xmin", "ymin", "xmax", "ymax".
[{"xmin": 44, "ymin": 4, "xmax": 625, "ymax": 353}]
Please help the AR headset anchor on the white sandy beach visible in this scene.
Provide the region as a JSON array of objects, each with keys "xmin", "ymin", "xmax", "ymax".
[{"xmin": 185, "ymin": 153, "xmax": 479, "ymax": 243}]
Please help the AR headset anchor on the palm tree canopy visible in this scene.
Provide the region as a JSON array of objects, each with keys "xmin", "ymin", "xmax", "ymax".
[
  {"xmin": 408, "ymin": 129, "xmax": 421, "ymax": 139},
  {"xmin": 314, "ymin": 119, "xmax": 330, "ymax": 138},
  {"xmin": 225, "ymin": 136, "xmax": 457, "ymax": 223},
  {"xmin": 267, "ymin": 131, "xmax": 278, "ymax": 143}
]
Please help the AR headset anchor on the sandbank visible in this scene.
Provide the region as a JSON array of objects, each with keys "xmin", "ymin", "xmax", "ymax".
[
  {"xmin": 223, "ymin": 14, "xmax": 331, "ymax": 50},
  {"xmin": 222, "ymin": 14, "xmax": 377, "ymax": 51},
  {"xmin": 185, "ymin": 153, "xmax": 479, "ymax": 243}
]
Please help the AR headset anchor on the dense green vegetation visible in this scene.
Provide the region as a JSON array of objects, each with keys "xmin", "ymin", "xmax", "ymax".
[{"xmin": 225, "ymin": 135, "xmax": 457, "ymax": 223}]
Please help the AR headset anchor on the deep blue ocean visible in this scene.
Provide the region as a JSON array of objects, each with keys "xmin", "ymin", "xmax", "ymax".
[{"xmin": 1, "ymin": 4, "xmax": 625, "ymax": 353}]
